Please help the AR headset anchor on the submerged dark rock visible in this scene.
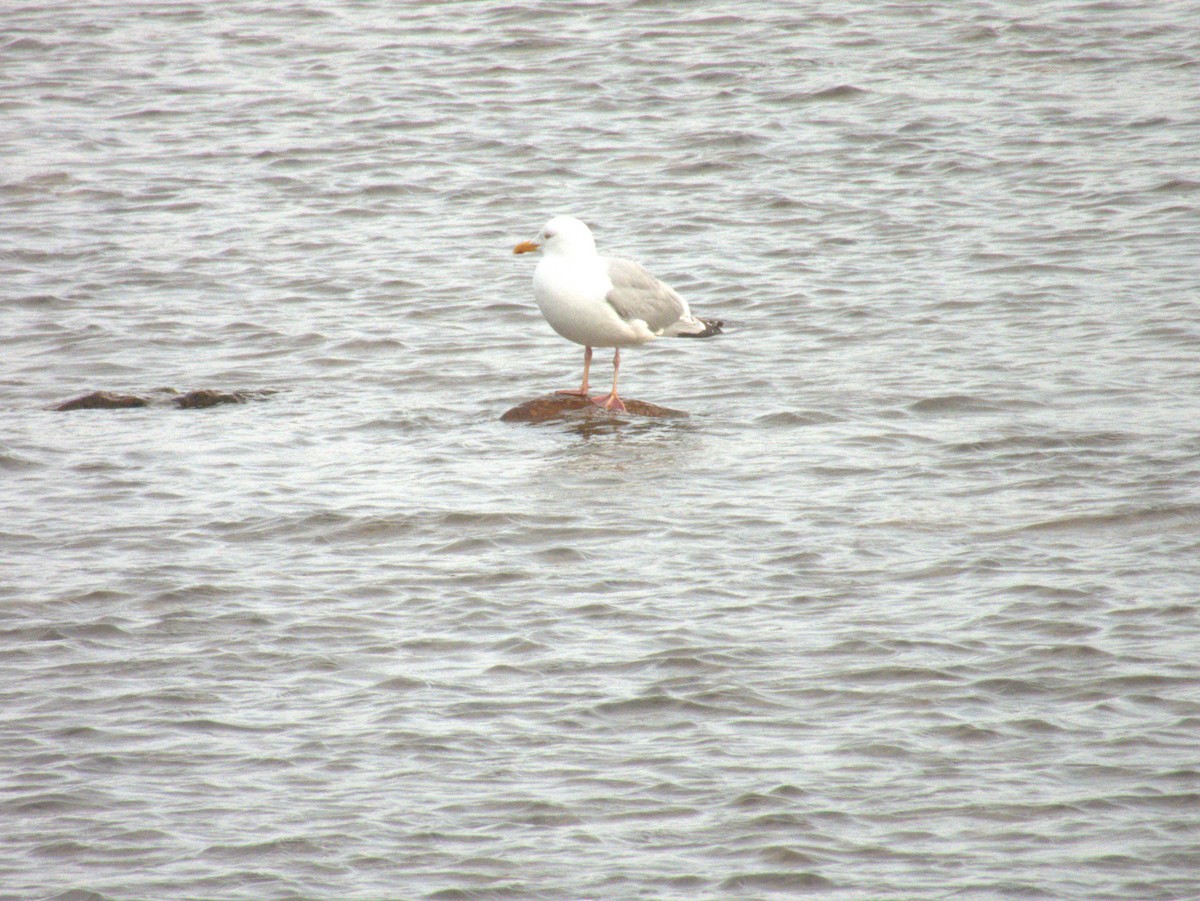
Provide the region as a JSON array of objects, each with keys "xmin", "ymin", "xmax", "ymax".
[
  {"xmin": 55, "ymin": 389, "xmax": 274, "ymax": 411},
  {"xmin": 55, "ymin": 391, "xmax": 149, "ymax": 411},
  {"xmin": 174, "ymin": 389, "xmax": 252, "ymax": 409},
  {"xmin": 501, "ymin": 394, "xmax": 687, "ymax": 423}
]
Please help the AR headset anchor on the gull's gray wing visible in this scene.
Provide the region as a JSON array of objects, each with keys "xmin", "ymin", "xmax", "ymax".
[{"xmin": 604, "ymin": 257, "xmax": 688, "ymax": 333}]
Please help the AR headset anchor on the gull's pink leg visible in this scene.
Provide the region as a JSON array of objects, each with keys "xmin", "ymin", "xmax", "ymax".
[
  {"xmin": 555, "ymin": 345, "xmax": 592, "ymax": 396},
  {"xmin": 591, "ymin": 348, "xmax": 627, "ymax": 412}
]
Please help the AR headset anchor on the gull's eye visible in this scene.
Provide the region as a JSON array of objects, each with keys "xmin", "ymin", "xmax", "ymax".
[{"xmin": 543, "ymin": 229, "xmax": 556, "ymax": 239}]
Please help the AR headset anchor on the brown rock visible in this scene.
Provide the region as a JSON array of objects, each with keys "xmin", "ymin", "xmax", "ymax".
[
  {"xmin": 501, "ymin": 394, "xmax": 688, "ymax": 423},
  {"xmin": 55, "ymin": 391, "xmax": 148, "ymax": 411},
  {"xmin": 174, "ymin": 389, "xmax": 250, "ymax": 409},
  {"xmin": 56, "ymin": 388, "xmax": 275, "ymax": 411}
]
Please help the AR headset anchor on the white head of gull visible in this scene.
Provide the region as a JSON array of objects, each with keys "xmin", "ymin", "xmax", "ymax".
[{"xmin": 513, "ymin": 215, "xmax": 722, "ymax": 412}]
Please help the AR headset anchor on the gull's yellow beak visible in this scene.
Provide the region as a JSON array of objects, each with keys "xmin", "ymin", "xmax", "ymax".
[{"xmin": 513, "ymin": 240, "xmax": 540, "ymax": 255}]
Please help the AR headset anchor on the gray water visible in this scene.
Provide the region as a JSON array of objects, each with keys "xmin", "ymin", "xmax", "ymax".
[{"xmin": 3, "ymin": 2, "xmax": 1199, "ymax": 898}]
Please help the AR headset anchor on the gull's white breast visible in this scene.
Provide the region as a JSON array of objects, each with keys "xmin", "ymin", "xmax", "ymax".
[{"xmin": 532, "ymin": 255, "xmax": 653, "ymax": 348}]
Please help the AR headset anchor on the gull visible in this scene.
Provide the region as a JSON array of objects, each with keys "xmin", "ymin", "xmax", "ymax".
[{"xmin": 513, "ymin": 215, "xmax": 722, "ymax": 412}]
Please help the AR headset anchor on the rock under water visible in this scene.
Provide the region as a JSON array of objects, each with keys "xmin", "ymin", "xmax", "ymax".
[
  {"xmin": 55, "ymin": 391, "xmax": 149, "ymax": 411},
  {"xmin": 500, "ymin": 394, "xmax": 687, "ymax": 423},
  {"xmin": 174, "ymin": 389, "xmax": 254, "ymax": 409},
  {"xmin": 55, "ymin": 389, "xmax": 272, "ymax": 411}
]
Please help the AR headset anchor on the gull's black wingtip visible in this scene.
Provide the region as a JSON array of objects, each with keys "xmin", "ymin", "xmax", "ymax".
[{"xmin": 678, "ymin": 317, "xmax": 724, "ymax": 339}]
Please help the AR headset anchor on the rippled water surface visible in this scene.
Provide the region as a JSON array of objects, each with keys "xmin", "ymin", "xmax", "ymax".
[{"xmin": 3, "ymin": 2, "xmax": 1199, "ymax": 898}]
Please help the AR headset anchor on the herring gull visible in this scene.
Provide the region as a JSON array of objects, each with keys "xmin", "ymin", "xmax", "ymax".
[{"xmin": 513, "ymin": 215, "xmax": 723, "ymax": 412}]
